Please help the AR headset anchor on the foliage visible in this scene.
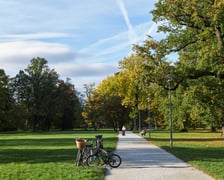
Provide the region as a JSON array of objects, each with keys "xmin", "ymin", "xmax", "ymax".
[
  {"xmin": 1, "ymin": 0, "xmax": 224, "ymax": 131},
  {"xmin": 1, "ymin": 57, "xmax": 83, "ymax": 131},
  {"xmin": 0, "ymin": 69, "xmax": 16, "ymax": 131},
  {"xmin": 84, "ymin": 0, "xmax": 224, "ymax": 131},
  {"xmin": 82, "ymin": 80, "xmax": 131, "ymax": 131}
]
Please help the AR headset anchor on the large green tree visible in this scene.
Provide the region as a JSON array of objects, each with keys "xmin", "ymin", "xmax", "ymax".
[
  {"xmin": 152, "ymin": 0, "xmax": 224, "ymax": 81},
  {"xmin": 11, "ymin": 57, "xmax": 83, "ymax": 131},
  {"xmin": 54, "ymin": 79, "xmax": 83, "ymax": 130},
  {"xmin": 12, "ymin": 57, "xmax": 59, "ymax": 130},
  {"xmin": 91, "ymin": 0, "xmax": 224, "ymax": 130},
  {"xmin": 151, "ymin": 0, "xmax": 224, "ymax": 129},
  {"xmin": 0, "ymin": 69, "xmax": 16, "ymax": 131}
]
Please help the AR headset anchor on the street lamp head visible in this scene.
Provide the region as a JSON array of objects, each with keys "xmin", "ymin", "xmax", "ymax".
[{"xmin": 167, "ymin": 73, "xmax": 172, "ymax": 82}]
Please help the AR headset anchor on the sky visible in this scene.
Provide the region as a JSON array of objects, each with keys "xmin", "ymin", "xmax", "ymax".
[{"xmin": 0, "ymin": 0, "xmax": 159, "ymax": 93}]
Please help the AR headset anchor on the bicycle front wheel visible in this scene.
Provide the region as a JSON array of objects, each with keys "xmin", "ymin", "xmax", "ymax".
[
  {"xmin": 108, "ymin": 154, "xmax": 122, "ymax": 168},
  {"xmin": 86, "ymin": 155, "xmax": 102, "ymax": 167}
]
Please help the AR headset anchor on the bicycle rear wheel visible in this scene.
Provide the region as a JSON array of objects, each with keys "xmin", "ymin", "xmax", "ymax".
[
  {"xmin": 86, "ymin": 155, "xmax": 102, "ymax": 167},
  {"xmin": 108, "ymin": 154, "xmax": 121, "ymax": 168},
  {"xmin": 75, "ymin": 149, "xmax": 85, "ymax": 166}
]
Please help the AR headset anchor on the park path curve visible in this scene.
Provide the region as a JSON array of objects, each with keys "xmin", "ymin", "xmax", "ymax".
[{"xmin": 104, "ymin": 131, "xmax": 214, "ymax": 180}]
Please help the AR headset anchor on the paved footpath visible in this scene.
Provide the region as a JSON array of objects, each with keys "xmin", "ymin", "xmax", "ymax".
[{"xmin": 104, "ymin": 131, "xmax": 214, "ymax": 180}]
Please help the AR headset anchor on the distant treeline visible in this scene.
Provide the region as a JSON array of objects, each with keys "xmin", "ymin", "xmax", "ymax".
[{"xmin": 0, "ymin": 57, "xmax": 83, "ymax": 131}]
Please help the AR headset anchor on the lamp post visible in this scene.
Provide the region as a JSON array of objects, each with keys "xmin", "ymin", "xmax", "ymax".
[
  {"xmin": 147, "ymin": 97, "xmax": 151, "ymax": 130},
  {"xmin": 138, "ymin": 107, "xmax": 141, "ymax": 132},
  {"xmin": 167, "ymin": 73, "xmax": 173, "ymax": 148},
  {"xmin": 147, "ymin": 97, "xmax": 151, "ymax": 139},
  {"xmin": 135, "ymin": 93, "xmax": 141, "ymax": 132},
  {"xmin": 133, "ymin": 93, "xmax": 138, "ymax": 131}
]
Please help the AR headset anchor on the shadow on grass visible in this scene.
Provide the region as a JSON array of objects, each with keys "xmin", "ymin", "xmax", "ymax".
[
  {"xmin": 151, "ymin": 137, "xmax": 224, "ymax": 142},
  {"xmin": 161, "ymin": 146, "xmax": 224, "ymax": 163},
  {"xmin": 0, "ymin": 148, "xmax": 76, "ymax": 164},
  {"xmin": 0, "ymin": 138, "xmax": 75, "ymax": 147},
  {"xmin": 0, "ymin": 137, "xmax": 116, "ymax": 164},
  {"xmin": 150, "ymin": 136, "xmax": 224, "ymax": 164},
  {"xmin": 0, "ymin": 129, "xmax": 116, "ymax": 135}
]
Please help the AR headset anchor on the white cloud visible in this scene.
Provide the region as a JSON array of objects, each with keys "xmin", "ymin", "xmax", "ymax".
[
  {"xmin": 53, "ymin": 63, "xmax": 118, "ymax": 78},
  {"xmin": 0, "ymin": 41, "xmax": 77, "ymax": 77},
  {"xmin": 0, "ymin": 0, "xmax": 159, "ymax": 92},
  {"xmin": 116, "ymin": 0, "xmax": 137, "ymax": 44},
  {"xmin": 78, "ymin": 21, "xmax": 158, "ymax": 63},
  {"xmin": 0, "ymin": 32, "xmax": 73, "ymax": 41},
  {"xmin": 0, "ymin": 41, "xmax": 74, "ymax": 62},
  {"xmin": 0, "ymin": 40, "xmax": 118, "ymax": 80}
]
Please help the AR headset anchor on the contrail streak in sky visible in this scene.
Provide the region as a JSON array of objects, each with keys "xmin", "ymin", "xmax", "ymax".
[{"xmin": 116, "ymin": 0, "xmax": 137, "ymax": 45}]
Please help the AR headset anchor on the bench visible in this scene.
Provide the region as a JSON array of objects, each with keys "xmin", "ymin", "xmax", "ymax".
[{"xmin": 140, "ymin": 129, "xmax": 146, "ymax": 136}]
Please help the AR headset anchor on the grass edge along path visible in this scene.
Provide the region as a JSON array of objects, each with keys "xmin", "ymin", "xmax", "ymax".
[
  {"xmin": 0, "ymin": 129, "xmax": 118, "ymax": 180},
  {"xmin": 146, "ymin": 130, "xmax": 224, "ymax": 180}
]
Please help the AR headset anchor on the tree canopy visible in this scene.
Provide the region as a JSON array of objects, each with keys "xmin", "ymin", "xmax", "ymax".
[
  {"xmin": 84, "ymin": 0, "xmax": 224, "ymax": 131},
  {"xmin": 1, "ymin": 57, "xmax": 83, "ymax": 131},
  {"xmin": 1, "ymin": 0, "xmax": 224, "ymax": 132}
]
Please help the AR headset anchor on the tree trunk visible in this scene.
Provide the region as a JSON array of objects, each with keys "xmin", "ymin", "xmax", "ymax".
[{"xmin": 221, "ymin": 122, "xmax": 224, "ymax": 138}]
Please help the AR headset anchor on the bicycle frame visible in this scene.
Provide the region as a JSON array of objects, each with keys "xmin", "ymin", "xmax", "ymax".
[{"xmin": 87, "ymin": 148, "xmax": 122, "ymax": 168}]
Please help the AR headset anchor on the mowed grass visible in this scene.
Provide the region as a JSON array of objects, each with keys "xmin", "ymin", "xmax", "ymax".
[
  {"xmin": 148, "ymin": 130, "xmax": 224, "ymax": 180},
  {"xmin": 0, "ymin": 130, "xmax": 118, "ymax": 180}
]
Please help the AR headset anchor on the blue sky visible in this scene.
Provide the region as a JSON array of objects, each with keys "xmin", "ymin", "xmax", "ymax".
[{"xmin": 0, "ymin": 0, "xmax": 159, "ymax": 92}]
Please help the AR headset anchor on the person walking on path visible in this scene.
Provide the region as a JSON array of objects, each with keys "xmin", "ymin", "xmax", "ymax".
[
  {"xmin": 104, "ymin": 131, "xmax": 214, "ymax": 180},
  {"xmin": 121, "ymin": 126, "xmax": 126, "ymax": 136}
]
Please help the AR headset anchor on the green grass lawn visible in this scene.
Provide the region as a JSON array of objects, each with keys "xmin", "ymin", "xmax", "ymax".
[
  {"xmin": 0, "ymin": 130, "xmax": 118, "ymax": 180},
  {"xmin": 147, "ymin": 130, "xmax": 224, "ymax": 180}
]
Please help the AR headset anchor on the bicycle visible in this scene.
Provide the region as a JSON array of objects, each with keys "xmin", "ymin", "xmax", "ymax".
[
  {"xmin": 86, "ymin": 148, "xmax": 122, "ymax": 168},
  {"xmin": 75, "ymin": 139, "xmax": 94, "ymax": 166}
]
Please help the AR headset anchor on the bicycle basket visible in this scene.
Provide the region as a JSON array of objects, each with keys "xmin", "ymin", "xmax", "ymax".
[{"xmin": 76, "ymin": 138, "xmax": 86, "ymax": 149}]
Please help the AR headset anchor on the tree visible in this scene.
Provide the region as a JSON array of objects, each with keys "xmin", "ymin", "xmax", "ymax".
[
  {"xmin": 10, "ymin": 70, "xmax": 31, "ymax": 130},
  {"xmin": 0, "ymin": 69, "xmax": 16, "ymax": 131},
  {"xmin": 151, "ymin": 0, "xmax": 224, "ymax": 129},
  {"xmin": 81, "ymin": 0, "xmax": 224, "ymax": 131},
  {"xmin": 95, "ymin": 77, "xmax": 131, "ymax": 130},
  {"xmin": 11, "ymin": 58, "xmax": 83, "ymax": 131},
  {"xmin": 83, "ymin": 83, "xmax": 96, "ymax": 99},
  {"xmin": 12, "ymin": 57, "xmax": 59, "ymax": 131},
  {"xmin": 152, "ymin": 0, "xmax": 224, "ymax": 80},
  {"xmin": 54, "ymin": 79, "xmax": 83, "ymax": 130}
]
